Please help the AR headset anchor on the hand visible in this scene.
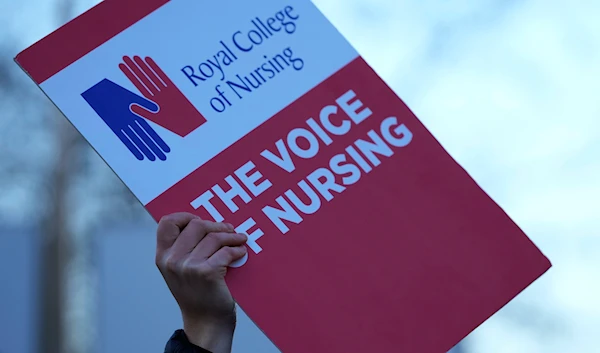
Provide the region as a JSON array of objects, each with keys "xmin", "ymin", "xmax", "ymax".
[
  {"xmin": 155, "ymin": 213, "xmax": 248, "ymax": 353},
  {"xmin": 119, "ymin": 56, "xmax": 207, "ymax": 137},
  {"xmin": 81, "ymin": 78, "xmax": 170, "ymax": 161}
]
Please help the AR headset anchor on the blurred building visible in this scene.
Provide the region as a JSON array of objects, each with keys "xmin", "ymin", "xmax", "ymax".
[{"xmin": 0, "ymin": 227, "xmax": 40, "ymax": 353}]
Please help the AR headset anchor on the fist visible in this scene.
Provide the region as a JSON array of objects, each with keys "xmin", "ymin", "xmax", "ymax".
[{"xmin": 155, "ymin": 213, "xmax": 247, "ymax": 350}]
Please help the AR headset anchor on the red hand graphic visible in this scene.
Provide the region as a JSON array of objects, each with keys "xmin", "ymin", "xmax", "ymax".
[{"xmin": 119, "ymin": 55, "xmax": 206, "ymax": 137}]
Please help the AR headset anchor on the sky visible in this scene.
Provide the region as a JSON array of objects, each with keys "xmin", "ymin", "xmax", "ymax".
[
  {"xmin": 311, "ymin": 1, "xmax": 600, "ymax": 352},
  {"xmin": 1, "ymin": 0, "xmax": 599, "ymax": 352}
]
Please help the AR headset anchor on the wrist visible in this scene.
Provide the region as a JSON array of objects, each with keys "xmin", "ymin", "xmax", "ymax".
[{"xmin": 182, "ymin": 313, "xmax": 236, "ymax": 353}]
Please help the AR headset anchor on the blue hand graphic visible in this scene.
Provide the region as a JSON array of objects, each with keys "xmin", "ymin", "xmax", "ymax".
[{"xmin": 82, "ymin": 79, "xmax": 171, "ymax": 161}]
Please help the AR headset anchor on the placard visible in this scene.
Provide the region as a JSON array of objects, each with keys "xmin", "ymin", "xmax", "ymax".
[{"xmin": 15, "ymin": 0, "xmax": 551, "ymax": 351}]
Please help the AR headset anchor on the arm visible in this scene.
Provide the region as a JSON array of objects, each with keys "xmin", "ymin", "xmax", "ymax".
[{"xmin": 155, "ymin": 213, "xmax": 248, "ymax": 353}]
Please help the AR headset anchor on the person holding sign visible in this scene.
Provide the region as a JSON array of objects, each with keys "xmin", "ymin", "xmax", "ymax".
[{"xmin": 155, "ymin": 212, "xmax": 248, "ymax": 353}]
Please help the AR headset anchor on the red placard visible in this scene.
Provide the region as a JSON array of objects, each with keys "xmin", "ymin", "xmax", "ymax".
[{"xmin": 15, "ymin": 0, "xmax": 551, "ymax": 351}]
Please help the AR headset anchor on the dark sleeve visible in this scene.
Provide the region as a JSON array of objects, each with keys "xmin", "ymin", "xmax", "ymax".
[{"xmin": 164, "ymin": 329, "xmax": 212, "ymax": 353}]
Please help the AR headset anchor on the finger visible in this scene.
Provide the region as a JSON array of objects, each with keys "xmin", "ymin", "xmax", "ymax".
[
  {"xmin": 207, "ymin": 246, "xmax": 248, "ymax": 269},
  {"xmin": 132, "ymin": 120, "xmax": 167, "ymax": 161},
  {"xmin": 124, "ymin": 126, "xmax": 155, "ymax": 161},
  {"xmin": 119, "ymin": 60, "xmax": 152, "ymax": 98},
  {"xmin": 170, "ymin": 219, "xmax": 234, "ymax": 257},
  {"xmin": 136, "ymin": 118, "xmax": 171, "ymax": 154},
  {"xmin": 115, "ymin": 129, "xmax": 143, "ymax": 160},
  {"xmin": 192, "ymin": 232, "xmax": 248, "ymax": 260},
  {"xmin": 122, "ymin": 56, "xmax": 159, "ymax": 96},
  {"xmin": 135, "ymin": 56, "xmax": 165, "ymax": 90},
  {"xmin": 146, "ymin": 57, "xmax": 173, "ymax": 87},
  {"xmin": 156, "ymin": 212, "xmax": 199, "ymax": 254}
]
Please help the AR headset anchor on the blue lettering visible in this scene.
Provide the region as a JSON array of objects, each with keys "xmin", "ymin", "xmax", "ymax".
[
  {"xmin": 248, "ymin": 30, "xmax": 264, "ymax": 45},
  {"xmin": 207, "ymin": 57, "xmax": 225, "ymax": 81},
  {"xmin": 227, "ymin": 74, "xmax": 252, "ymax": 99},
  {"xmin": 267, "ymin": 17, "xmax": 281, "ymax": 32},
  {"xmin": 211, "ymin": 97, "xmax": 226, "ymax": 112},
  {"xmin": 198, "ymin": 62, "xmax": 214, "ymax": 78},
  {"xmin": 275, "ymin": 11, "xmax": 297, "ymax": 34},
  {"xmin": 181, "ymin": 66, "xmax": 205, "ymax": 87},
  {"xmin": 285, "ymin": 6, "xmax": 299, "ymax": 20},
  {"xmin": 232, "ymin": 31, "xmax": 252, "ymax": 52},
  {"xmin": 283, "ymin": 47, "xmax": 304, "ymax": 71}
]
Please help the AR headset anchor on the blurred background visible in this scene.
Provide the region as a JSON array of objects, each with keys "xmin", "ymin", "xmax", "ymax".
[{"xmin": 0, "ymin": 0, "xmax": 598, "ymax": 352}]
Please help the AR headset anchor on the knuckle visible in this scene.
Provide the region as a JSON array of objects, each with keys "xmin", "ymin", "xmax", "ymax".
[
  {"xmin": 155, "ymin": 250, "xmax": 168, "ymax": 269},
  {"xmin": 222, "ymin": 246, "xmax": 237, "ymax": 259},
  {"xmin": 205, "ymin": 231, "xmax": 222, "ymax": 243},
  {"xmin": 164, "ymin": 254, "xmax": 179, "ymax": 273},
  {"xmin": 155, "ymin": 253, "xmax": 163, "ymax": 268},
  {"xmin": 218, "ymin": 222, "xmax": 234, "ymax": 232},
  {"xmin": 189, "ymin": 217, "xmax": 210, "ymax": 230},
  {"xmin": 189, "ymin": 217, "xmax": 206, "ymax": 225},
  {"xmin": 180, "ymin": 258, "xmax": 195, "ymax": 275}
]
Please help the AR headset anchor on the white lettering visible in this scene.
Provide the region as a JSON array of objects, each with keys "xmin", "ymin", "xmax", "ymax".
[
  {"xmin": 346, "ymin": 145, "xmax": 372, "ymax": 173},
  {"xmin": 306, "ymin": 117, "xmax": 333, "ymax": 146},
  {"xmin": 307, "ymin": 168, "xmax": 346, "ymax": 202},
  {"xmin": 287, "ymin": 128, "xmax": 320, "ymax": 159},
  {"xmin": 261, "ymin": 139, "xmax": 296, "ymax": 173},
  {"xmin": 320, "ymin": 105, "xmax": 351, "ymax": 136},
  {"xmin": 190, "ymin": 190, "xmax": 224, "ymax": 222},
  {"xmin": 236, "ymin": 217, "xmax": 264, "ymax": 254},
  {"xmin": 355, "ymin": 130, "xmax": 394, "ymax": 167},
  {"xmin": 285, "ymin": 180, "xmax": 321, "ymax": 215},
  {"xmin": 330, "ymin": 154, "xmax": 361, "ymax": 185},
  {"xmin": 235, "ymin": 161, "xmax": 272, "ymax": 197},
  {"xmin": 381, "ymin": 117, "xmax": 413, "ymax": 147},
  {"xmin": 336, "ymin": 90, "xmax": 372, "ymax": 124},
  {"xmin": 212, "ymin": 175, "xmax": 252, "ymax": 213},
  {"xmin": 263, "ymin": 196, "xmax": 303, "ymax": 234}
]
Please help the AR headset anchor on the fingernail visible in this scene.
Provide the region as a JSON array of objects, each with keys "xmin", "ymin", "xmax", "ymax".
[
  {"xmin": 226, "ymin": 223, "xmax": 235, "ymax": 231},
  {"xmin": 238, "ymin": 233, "xmax": 248, "ymax": 241}
]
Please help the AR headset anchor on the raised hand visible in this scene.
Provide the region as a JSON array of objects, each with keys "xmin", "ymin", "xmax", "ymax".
[
  {"xmin": 82, "ymin": 78, "xmax": 170, "ymax": 161},
  {"xmin": 155, "ymin": 213, "xmax": 248, "ymax": 353},
  {"xmin": 119, "ymin": 56, "xmax": 206, "ymax": 137}
]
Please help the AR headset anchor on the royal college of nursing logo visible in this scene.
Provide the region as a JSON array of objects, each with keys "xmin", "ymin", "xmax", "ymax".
[{"xmin": 82, "ymin": 56, "xmax": 206, "ymax": 161}]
